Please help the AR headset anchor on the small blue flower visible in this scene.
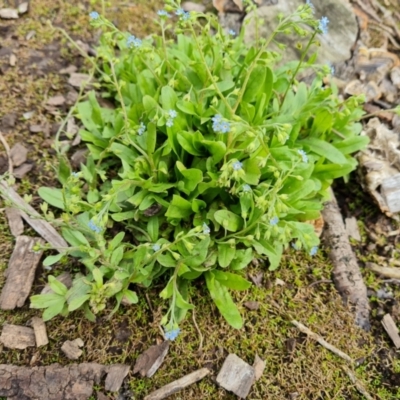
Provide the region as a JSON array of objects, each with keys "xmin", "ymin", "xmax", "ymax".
[
  {"xmin": 175, "ymin": 8, "xmax": 190, "ymax": 20},
  {"xmin": 270, "ymin": 217, "xmax": 279, "ymax": 226},
  {"xmin": 233, "ymin": 161, "xmax": 243, "ymax": 171},
  {"xmin": 89, "ymin": 11, "xmax": 99, "ymax": 20},
  {"xmin": 152, "ymin": 243, "xmax": 161, "ymax": 251},
  {"xmin": 318, "ymin": 16, "xmax": 329, "ymax": 35},
  {"xmin": 328, "ymin": 63, "xmax": 335, "ymax": 75},
  {"xmin": 168, "ymin": 109, "xmax": 177, "ymax": 119},
  {"xmin": 138, "ymin": 122, "xmax": 146, "ymax": 135},
  {"xmin": 71, "ymin": 172, "xmax": 79, "ymax": 177},
  {"xmin": 292, "ymin": 242, "xmax": 300, "ymax": 250},
  {"xmin": 157, "ymin": 10, "xmax": 171, "ymax": 18},
  {"xmin": 306, "ymin": 0, "xmax": 314, "ymax": 12},
  {"xmin": 164, "ymin": 327, "xmax": 180, "ymax": 341},
  {"xmin": 127, "ymin": 34, "xmax": 142, "ymax": 48},
  {"xmin": 202, "ymin": 223, "xmax": 210, "ymax": 235},
  {"xmin": 212, "ymin": 114, "xmax": 231, "ymax": 134},
  {"xmin": 229, "ymin": 29, "xmax": 236, "ymax": 36},
  {"xmin": 310, "ymin": 246, "xmax": 318, "ymax": 256},
  {"xmin": 88, "ymin": 220, "xmax": 102, "ymax": 234},
  {"xmin": 243, "ymin": 184, "xmax": 251, "ymax": 192},
  {"xmin": 298, "ymin": 149, "xmax": 308, "ymax": 163},
  {"xmin": 166, "ymin": 118, "xmax": 174, "ymax": 128}
]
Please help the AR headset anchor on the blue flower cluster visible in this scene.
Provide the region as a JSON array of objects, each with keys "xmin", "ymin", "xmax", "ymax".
[
  {"xmin": 164, "ymin": 327, "xmax": 180, "ymax": 341},
  {"xmin": 176, "ymin": 8, "xmax": 190, "ymax": 21},
  {"xmin": 319, "ymin": 16, "xmax": 329, "ymax": 35},
  {"xmin": 243, "ymin": 184, "xmax": 251, "ymax": 192},
  {"xmin": 212, "ymin": 114, "xmax": 230, "ymax": 134},
  {"xmin": 152, "ymin": 243, "xmax": 161, "ymax": 251},
  {"xmin": 297, "ymin": 149, "xmax": 308, "ymax": 163},
  {"xmin": 166, "ymin": 109, "xmax": 177, "ymax": 127},
  {"xmin": 305, "ymin": 0, "xmax": 314, "ymax": 13},
  {"xmin": 89, "ymin": 11, "xmax": 99, "ymax": 20},
  {"xmin": 88, "ymin": 220, "xmax": 102, "ymax": 234},
  {"xmin": 157, "ymin": 10, "xmax": 171, "ymax": 18},
  {"xmin": 127, "ymin": 34, "xmax": 142, "ymax": 48},
  {"xmin": 229, "ymin": 29, "xmax": 236, "ymax": 36},
  {"xmin": 309, "ymin": 246, "xmax": 318, "ymax": 256},
  {"xmin": 202, "ymin": 223, "xmax": 211, "ymax": 235},
  {"xmin": 138, "ymin": 122, "xmax": 146, "ymax": 135},
  {"xmin": 232, "ymin": 161, "xmax": 243, "ymax": 171},
  {"xmin": 270, "ymin": 217, "xmax": 279, "ymax": 226}
]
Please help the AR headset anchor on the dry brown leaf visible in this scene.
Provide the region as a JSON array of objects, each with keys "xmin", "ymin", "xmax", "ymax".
[
  {"xmin": 232, "ymin": 0, "xmax": 243, "ymax": 11},
  {"xmin": 213, "ymin": 0, "xmax": 226, "ymax": 13}
]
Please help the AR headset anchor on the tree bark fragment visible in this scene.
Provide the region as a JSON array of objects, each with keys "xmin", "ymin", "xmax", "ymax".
[
  {"xmin": 5, "ymin": 207, "xmax": 24, "ymax": 236},
  {"xmin": 321, "ymin": 192, "xmax": 370, "ymax": 330},
  {"xmin": 31, "ymin": 317, "xmax": 49, "ymax": 347},
  {"xmin": 0, "ymin": 324, "xmax": 35, "ymax": 349},
  {"xmin": 104, "ymin": 364, "xmax": 130, "ymax": 392},
  {"xmin": 381, "ymin": 314, "xmax": 400, "ymax": 348}
]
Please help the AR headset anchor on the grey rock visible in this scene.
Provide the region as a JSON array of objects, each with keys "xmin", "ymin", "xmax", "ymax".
[{"xmin": 244, "ymin": 0, "xmax": 358, "ymax": 65}]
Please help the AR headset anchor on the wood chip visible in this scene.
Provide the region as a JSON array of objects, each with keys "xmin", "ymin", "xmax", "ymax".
[
  {"xmin": 47, "ymin": 95, "xmax": 66, "ymax": 107},
  {"xmin": 144, "ymin": 368, "xmax": 210, "ymax": 400},
  {"xmin": 382, "ymin": 314, "xmax": 400, "ymax": 348},
  {"xmin": 366, "ymin": 262, "xmax": 400, "ymax": 279},
  {"xmin": 345, "ymin": 217, "xmax": 361, "ymax": 241},
  {"xmin": 216, "ymin": 354, "xmax": 255, "ymax": 398},
  {"xmin": 0, "ymin": 236, "xmax": 44, "ymax": 310},
  {"xmin": 249, "ymin": 271, "xmax": 263, "ymax": 287},
  {"xmin": 41, "ymin": 272, "xmax": 72, "ymax": 294},
  {"xmin": 10, "ymin": 143, "xmax": 28, "ymax": 167},
  {"xmin": 68, "ymin": 73, "xmax": 93, "ymax": 89},
  {"xmin": 253, "ymin": 354, "xmax": 265, "ymax": 381},
  {"xmin": 104, "ymin": 364, "xmax": 130, "ymax": 392},
  {"xmin": 13, "ymin": 163, "xmax": 33, "ymax": 179},
  {"xmin": 0, "ymin": 8, "xmax": 19, "ymax": 19},
  {"xmin": 182, "ymin": 1, "xmax": 206, "ymax": 12},
  {"xmin": 133, "ymin": 341, "xmax": 169, "ymax": 378},
  {"xmin": 381, "ymin": 174, "xmax": 400, "ymax": 213},
  {"xmin": 18, "ymin": 2, "xmax": 29, "ymax": 14},
  {"xmin": 0, "ymin": 181, "xmax": 68, "ymax": 250},
  {"xmin": 0, "ymin": 324, "xmax": 35, "ymax": 349},
  {"xmin": 9, "ymin": 54, "xmax": 16, "ymax": 66},
  {"xmin": 31, "ymin": 317, "xmax": 48, "ymax": 347},
  {"xmin": 5, "ymin": 207, "xmax": 24, "ymax": 236},
  {"xmin": 61, "ymin": 338, "xmax": 84, "ymax": 360},
  {"xmin": 244, "ymin": 301, "xmax": 260, "ymax": 311}
]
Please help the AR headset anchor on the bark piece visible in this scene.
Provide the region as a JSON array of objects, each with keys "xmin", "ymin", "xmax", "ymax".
[
  {"xmin": 18, "ymin": 2, "xmax": 29, "ymax": 14},
  {"xmin": 182, "ymin": 2, "xmax": 206, "ymax": 12},
  {"xmin": 133, "ymin": 341, "xmax": 169, "ymax": 378},
  {"xmin": 244, "ymin": 301, "xmax": 260, "ymax": 311},
  {"xmin": 0, "ymin": 324, "xmax": 35, "ymax": 349},
  {"xmin": 5, "ymin": 207, "xmax": 24, "ymax": 236},
  {"xmin": 144, "ymin": 368, "xmax": 210, "ymax": 400},
  {"xmin": 321, "ymin": 191, "xmax": 370, "ymax": 331},
  {"xmin": 0, "ymin": 181, "xmax": 68, "ymax": 249},
  {"xmin": 31, "ymin": 317, "xmax": 48, "ymax": 347},
  {"xmin": 104, "ymin": 364, "xmax": 130, "ymax": 392},
  {"xmin": 10, "ymin": 143, "xmax": 28, "ymax": 167},
  {"xmin": 381, "ymin": 314, "xmax": 400, "ymax": 348},
  {"xmin": 366, "ymin": 262, "xmax": 400, "ymax": 279},
  {"xmin": 41, "ymin": 272, "xmax": 72, "ymax": 294},
  {"xmin": 68, "ymin": 73, "xmax": 93, "ymax": 89},
  {"xmin": 61, "ymin": 338, "xmax": 84, "ymax": 360},
  {"xmin": 253, "ymin": 354, "xmax": 265, "ymax": 381},
  {"xmin": 0, "ymin": 236, "xmax": 44, "ymax": 310},
  {"xmin": 381, "ymin": 174, "xmax": 400, "ymax": 213},
  {"xmin": 97, "ymin": 392, "xmax": 110, "ymax": 400},
  {"xmin": 47, "ymin": 95, "xmax": 66, "ymax": 107},
  {"xmin": 345, "ymin": 217, "xmax": 361, "ymax": 241},
  {"xmin": 216, "ymin": 354, "xmax": 255, "ymax": 398},
  {"xmin": 13, "ymin": 163, "xmax": 33, "ymax": 179}
]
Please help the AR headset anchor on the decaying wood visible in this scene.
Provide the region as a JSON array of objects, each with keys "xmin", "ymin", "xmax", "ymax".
[
  {"xmin": 61, "ymin": 338, "xmax": 84, "ymax": 360},
  {"xmin": 291, "ymin": 320, "xmax": 353, "ymax": 363},
  {"xmin": 345, "ymin": 217, "xmax": 361, "ymax": 241},
  {"xmin": 0, "ymin": 181, "xmax": 68, "ymax": 250},
  {"xmin": 342, "ymin": 366, "xmax": 374, "ymax": 400},
  {"xmin": 30, "ymin": 317, "xmax": 48, "ymax": 347},
  {"xmin": 144, "ymin": 368, "xmax": 210, "ymax": 400},
  {"xmin": 104, "ymin": 364, "xmax": 130, "ymax": 392},
  {"xmin": 381, "ymin": 174, "xmax": 400, "ymax": 213},
  {"xmin": 0, "ymin": 324, "xmax": 35, "ymax": 349},
  {"xmin": 321, "ymin": 191, "xmax": 370, "ymax": 330},
  {"xmin": 366, "ymin": 262, "xmax": 400, "ymax": 279},
  {"xmin": 216, "ymin": 353, "xmax": 256, "ymax": 398},
  {"xmin": 253, "ymin": 354, "xmax": 265, "ymax": 381},
  {"xmin": 133, "ymin": 341, "xmax": 169, "ymax": 378},
  {"xmin": 5, "ymin": 207, "xmax": 24, "ymax": 236},
  {"xmin": 0, "ymin": 236, "xmax": 45, "ymax": 310},
  {"xmin": 381, "ymin": 314, "xmax": 400, "ymax": 348}
]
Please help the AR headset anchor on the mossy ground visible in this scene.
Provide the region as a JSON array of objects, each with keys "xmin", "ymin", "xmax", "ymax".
[{"xmin": 1, "ymin": 1, "xmax": 400, "ymax": 399}]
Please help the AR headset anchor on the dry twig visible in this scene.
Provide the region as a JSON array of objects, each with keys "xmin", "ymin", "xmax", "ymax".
[
  {"xmin": 342, "ymin": 366, "xmax": 374, "ymax": 400},
  {"xmin": 0, "ymin": 130, "xmax": 13, "ymax": 175}
]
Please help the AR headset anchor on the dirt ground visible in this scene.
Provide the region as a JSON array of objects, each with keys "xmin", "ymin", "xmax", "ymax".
[{"xmin": 1, "ymin": 0, "xmax": 400, "ymax": 399}]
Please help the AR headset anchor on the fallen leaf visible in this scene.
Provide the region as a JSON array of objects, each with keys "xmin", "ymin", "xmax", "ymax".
[
  {"xmin": 213, "ymin": 0, "xmax": 226, "ymax": 13},
  {"xmin": 133, "ymin": 341, "xmax": 169, "ymax": 378},
  {"xmin": 244, "ymin": 301, "xmax": 260, "ymax": 311},
  {"xmin": 253, "ymin": 354, "xmax": 265, "ymax": 381},
  {"xmin": 232, "ymin": 0, "xmax": 243, "ymax": 11}
]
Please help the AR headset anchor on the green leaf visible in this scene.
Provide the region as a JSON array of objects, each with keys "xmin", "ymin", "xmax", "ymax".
[
  {"xmin": 333, "ymin": 136, "xmax": 369, "ymax": 155},
  {"xmin": 122, "ymin": 289, "xmax": 138, "ymax": 304},
  {"xmin": 177, "ymin": 131, "xmax": 204, "ymax": 156},
  {"xmin": 92, "ymin": 268, "xmax": 103, "ymax": 286},
  {"xmin": 48, "ymin": 275, "xmax": 68, "ymax": 296},
  {"xmin": 38, "ymin": 187, "xmax": 65, "ymax": 210},
  {"xmin": 205, "ymin": 271, "xmax": 243, "ymax": 329},
  {"xmin": 157, "ymin": 252, "xmax": 177, "ymax": 267},
  {"xmin": 68, "ymin": 294, "xmax": 90, "ymax": 311},
  {"xmin": 111, "ymin": 211, "xmax": 136, "ymax": 222},
  {"xmin": 62, "ymin": 228, "xmax": 90, "ymax": 247},
  {"xmin": 242, "ymin": 158, "xmax": 261, "ymax": 185},
  {"xmin": 42, "ymin": 300, "xmax": 65, "ymax": 321},
  {"xmin": 58, "ymin": 156, "xmax": 71, "ymax": 185},
  {"xmin": 43, "ymin": 253, "xmax": 64, "ymax": 267},
  {"xmin": 230, "ymin": 248, "xmax": 253, "ymax": 270},
  {"xmin": 147, "ymin": 122, "xmax": 157, "ymax": 154},
  {"xmin": 243, "ymin": 66, "xmax": 266, "ymax": 103},
  {"xmin": 299, "ymin": 137, "xmax": 347, "ymax": 164},
  {"xmin": 147, "ymin": 216, "xmax": 159, "ymax": 242},
  {"xmin": 165, "ymin": 195, "xmax": 193, "ymax": 219},
  {"xmin": 218, "ymin": 243, "xmax": 236, "ymax": 268},
  {"xmin": 175, "ymin": 290, "xmax": 195, "ymax": 310},
  {"xmin": 214, "ymin": 210, "xmax": 243, "ymax": 232},
  {"xmin": 30, "ymin": 293, "xmax": 65, "ymax": 309},
  {"xmin": 202, "ymin": 140, "xmax": 226, "ymax": 164},
  {"xmin": 161, "ymin": 86, "xmax": 178, "ymax": 111},
  {"xmin": 110, "ymin": 247, "xmax": 124, "ymax": 267},
  {"xmin": 109, "ymin": 232, "xmax": 125, "ymax": 251},
  {"xmin": 213, "ymin": 270, "xmax": 252, "ymax": 290}
]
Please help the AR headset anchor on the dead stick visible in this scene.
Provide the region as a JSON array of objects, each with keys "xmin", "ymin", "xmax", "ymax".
[
  {"xmin": 291, "ymin": 320, "xmax": 353, "ymax": 363},
  {"xmin": 144, "ymin": 368, "xmax": 210, "ymax": 400},
  {"xmin": 321, "ymin": 189, "xmax": 370, "ymax": 331},
  {"xmin": 366, "ymin": 262, "xmax": 400, "ymax": 279},
  {"xmin": 342, "ymin": 366, "xmax": 374, "ymax": 400},
  {"xmin": 0, "ymin": 130, "xmax": 13, "ymax": 175}
]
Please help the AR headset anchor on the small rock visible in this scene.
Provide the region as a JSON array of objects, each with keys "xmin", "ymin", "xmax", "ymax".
[
  {"xmin": 59, "ymin": 65, "xmax": 78, "ymax": 75},
  {"xmin": 249, "ymin": 272, "xmax": 263, "ymax": 287},
  {"xmin": 23, "ymin": 110, "xmax": 35, "ymax": 119},
  {"xmin": 244, "ymin": 301, "xmax": 260, "ymax": 311},
  {"xmin": 29, "ymin": 123, "xmax": 49, "ymax": 135},
  {"xmin": 10, "ymin": 143, "xmax": 28, "ymax": 167},
  {"xmin": 105, "ymin": 364, "xmax": 130, "ymax": 392},
  {"xmin": 61, "ymin": 338, "xmax": 84, "ymax": 360},
  {"xmin": 68, "ymin": 73, "xmax": 93, "ymax": 88},
  {"xmin": 133, "ymin": 341, "xmax": 169, "ymax": 378},
  {"xmin": 0, "ymin": 8, "xmax": 19, "ymax": 19},
  {"xmin": 97, "ymin": 392, "xmax": 110, "ymax": 400},
  {"xmin": 13, "ymin": 163, "xmax": 33, "ymax": 179},
  {"xmin": 5, "ymin": 207, "xmax": 24, "ymax": 236},
  {"xmin": 9, "ymin": 54, "xmax": 16, "ymax": 66},
  {"xmin": 66, "ymin": 90, "xmax": 79, "ymax": 106},
  {"xmin": 47, "ymin": 94, "xmax": 66, "ymax": 106},
  {"xmin": 216, "ymin": 353, "xmax": 255, "ymax": 398},
  {"xmin": 275, "ymin": 278, "xmax": 285, "ymax": 286},
  {"xmin": 0, "ymin": 324, "xmax": 35, "ymax": 349},
  {"xmin": 1, "ymin": 113, "xmax": 16, "ymax": 132},
  {"xmin": 376, "ymin": 288, "xmax": 394, "ymax": 299},
  {"xmin": 345, "ymin": 217, "xmax": 361, "ymax": 241},
  {"xmin": 182, "ymin": 1, "xmax": 206, "ymax": 12},
  {"xmin": 253, "ymin": 354, "xmax": 265, "ymax": 381},
  {"xmin": 18, "ymin": 2, "xmax": 29, "ymax": 14}
]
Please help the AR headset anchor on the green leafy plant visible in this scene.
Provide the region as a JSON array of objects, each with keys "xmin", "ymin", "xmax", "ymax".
[{"xmin": 29, "ymin": 0, "xmax": 368, "ymax": 337}]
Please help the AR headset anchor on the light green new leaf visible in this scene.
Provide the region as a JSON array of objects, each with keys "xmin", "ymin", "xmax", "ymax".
[
  {"xmin": 43, "ymin": 253, "xmax": 64, "ymax": 267},
  {"xmin": 230, "ymin": 248, "xmax": 253, "ymax": 270},
  {"xmin": 218, "ymin": 243, "xmax": 236, "ymax": 268},
  {"xmin": 38, "ymin": 187, "xmax": 65, "ymax": 210},
  {"xmin": 122, "ymin": 289, "xmax": 138, "ymax": 304},
  {"xmin": 214, "ymin": 210, "xmax": 243, "ymax": 232},
  {"xmin": 147, "ymin": 216, "xmax": 159, "ymax": 242},
  {"xmin": 42, "ymin": 300, "xmax": 66, "ymax": 321},
  {"xmin": 213, "ymin": 270, "xmax": 251, "ymax": 290},
  {"xmin": 165, "ymin": 195, "xmax": 193, "ymax": 219},
  {"xmin": 299, "ymin": 137, "xmax": 347, "ymax": 164},
  {"xmin": 48, "ymin": 275, "xmax": 68, "ymax": 296}
]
